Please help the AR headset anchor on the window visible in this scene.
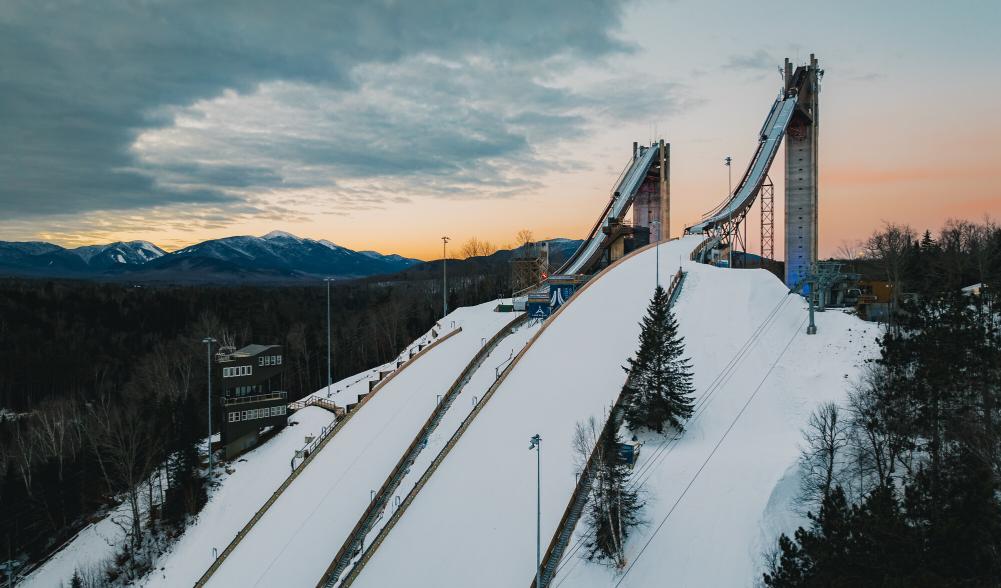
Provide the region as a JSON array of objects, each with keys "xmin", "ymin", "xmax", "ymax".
[
  {"xmin": 277, "ymin": 355, "xmax": 282, "ymax": 365},
  {"xmin": 259, "ymin": 357, "xmax": 265, "ymax": 366}
]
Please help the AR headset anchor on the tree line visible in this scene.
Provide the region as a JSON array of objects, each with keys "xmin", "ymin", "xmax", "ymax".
[
  {"xmin": 764, "ymin": 219, "xmax": 1001, "ymax": 587},
  {"xmin": 0, "ymin": 262, "xmax": 509, "ymax": 582}
]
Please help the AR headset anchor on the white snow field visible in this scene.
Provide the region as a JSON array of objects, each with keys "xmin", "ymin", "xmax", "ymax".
[
  {"xmin": 204, "ymin": 300, "xmax": 520, "ymax": 587},
  {"xmin": 141, "ymin": 407, "xmax": 336, "ymax": 587},
  {"xmin": 346, "ymin": 317, "xmax": 543, "ymax": 577},
  {"xmin": 352, "ymin": 235, "xmax": 879, "ymax": 588},
  {"xmin": 21, "ymin": 407, "xmax": 335, "ymax": 588}
]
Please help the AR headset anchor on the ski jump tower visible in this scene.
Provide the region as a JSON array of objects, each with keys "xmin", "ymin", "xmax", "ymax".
[
  {"xmin": 683, "ymin": 54, "xmax": 822, "ymax": 289},
  {"xmin": 783, "ymin": 55, "xmax": 821, "ymax": 288}
]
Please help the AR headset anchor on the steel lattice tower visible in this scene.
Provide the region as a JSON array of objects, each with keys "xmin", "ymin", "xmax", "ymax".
[{"xmin": 760, "ymin": 178, "xmax": 774, "ymax": 262}]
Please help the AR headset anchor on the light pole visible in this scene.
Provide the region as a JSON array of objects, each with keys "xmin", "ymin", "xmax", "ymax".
[
  {"xmin": 724, "ymin": 155, "xmax": 733, "ymax": 194},
  {"xmin": 324, "ymin": 277, "xmax": 334, "ymax": 397},
  {"xmin": 529, "ymin": 433, "xmax": 542, "ymax": 588},
  {"xmin": 441, "ymin": 236, "xmax": 450, "ymax": 318},
  {"xmin": 202, "ymin": 337, "xmax": 217, "ymax": 471},
  {"xmin": 652, "ymin": 219, "xmax": 661, "ymax": 290}
]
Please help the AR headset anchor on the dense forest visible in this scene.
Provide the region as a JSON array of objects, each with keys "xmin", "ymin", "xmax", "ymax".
[
  {"xmin": 764, "ymin": 219, "xmax": 1001, "ymax": 587},
  {"xmin": 0, "ymin": 250, "xmax": 512, "ymax": 581}
]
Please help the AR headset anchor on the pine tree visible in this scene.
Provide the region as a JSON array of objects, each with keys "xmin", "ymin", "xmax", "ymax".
[
  {"xmin": 70, "ymin": 569, "xmax": 84, "ymax": 588},
  {"xmin": 622, "ymin": 286, "xmax": 695, "ymax": 433},
  {"xmin": 584, "ymin": 427, "xmax": 643, "ymax": 567}
]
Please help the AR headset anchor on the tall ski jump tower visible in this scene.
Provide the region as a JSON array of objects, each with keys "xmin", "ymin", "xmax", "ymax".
[{"xmin": 783, "ymin": 54, "xmax": 822, "ymax": 288}]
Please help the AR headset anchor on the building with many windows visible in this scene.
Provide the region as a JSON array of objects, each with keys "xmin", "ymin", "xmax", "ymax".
[{"xmin": 215, "ymin": 344, "xmax": 288, "ymax": 458}]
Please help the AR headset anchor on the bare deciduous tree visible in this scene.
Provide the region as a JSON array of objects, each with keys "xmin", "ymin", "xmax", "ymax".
[
  {"xmin": 516, "ymin": 229, "xmax": 535, "ymax": 248},
  {"xmin": 863, "ymin": 223, "xmax": 916, "ymax": 320},
  {"xmin": 799, "ymin": 402, "xmax": 850, "ymax": 510},
  {"xmin": 459, "ymin": 237, "xmax": 497, "ymax": 259}
]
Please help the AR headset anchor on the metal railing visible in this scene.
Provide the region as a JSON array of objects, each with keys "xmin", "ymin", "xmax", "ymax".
[{"xmin": 223, "ymin": 391, "xmax": 287, "ymax": 406}]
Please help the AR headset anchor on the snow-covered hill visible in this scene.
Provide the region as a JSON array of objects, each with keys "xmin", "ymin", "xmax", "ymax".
[{"xmin": 351, "ymin": 236, "xmax": 878, "ymax": 587}]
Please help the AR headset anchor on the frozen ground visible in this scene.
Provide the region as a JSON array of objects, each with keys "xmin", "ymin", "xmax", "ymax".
[
  {"xmin": 352, "ymin": 236, "xmax": 879, "ymax": 588},
  {"xmin": 21, "ymin": 407, "xmax": 335, "ymax": 588},
  {"xmin": 205, "ymin": 300, "xmax": 519, "ymax": 587}
]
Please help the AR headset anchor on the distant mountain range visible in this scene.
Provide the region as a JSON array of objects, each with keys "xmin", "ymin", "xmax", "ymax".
[
  {"xmin": 0, "ymin": 232, "xmax": 583, "ymax": 284},
  {"xmin": 0, "ymin": 231, "xmax": 422, "ymax": 283}
]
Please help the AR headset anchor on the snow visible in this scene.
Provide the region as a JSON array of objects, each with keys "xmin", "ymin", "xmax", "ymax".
[
  {"xmin": 140, "ymin": 407, "xmax": 335, "ymax": 587},
  {"xmin": 21, "ymin": 407, "xmax": 335, "ymax": 588},
  {"xmin": 261, "ymin": 230, "xmax": 303, "ymax": 241},
  {"xmin": 352, "ymin": 236, "xmax": 879, "ymax": 588},
  {"xmin": 204, "ymin": 300, "xmax": 519, "ymax": 587},
  {"xmin": 345, "ymin": 317, "xmax": 543, "ymax": 578}
]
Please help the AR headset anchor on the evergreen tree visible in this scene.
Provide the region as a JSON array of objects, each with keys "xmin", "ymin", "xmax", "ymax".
[
  {"xmin": 584, "ymin": 427, "xmax": 643, "ymax": 567},
  {"xmin": 622, "ymin": 286, "xmax": 695, "ymax": 433},
  {"xmin": 70, "ymin": 569, "xmax": 83, "ymax": 588}
]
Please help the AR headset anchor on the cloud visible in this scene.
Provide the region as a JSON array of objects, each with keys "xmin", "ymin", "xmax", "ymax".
[
  {"xmin": 0, "ymin": 0, "xmax": 636, "ymax": 222},
  {"xmin": 722, "ymin": 49, "xmax": 779, "ymax": 71}
]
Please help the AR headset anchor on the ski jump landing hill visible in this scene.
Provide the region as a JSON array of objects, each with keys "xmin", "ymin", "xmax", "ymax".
[{"xmin": 349, "ymin": 236, "xmax": 877, "ymax": 587}]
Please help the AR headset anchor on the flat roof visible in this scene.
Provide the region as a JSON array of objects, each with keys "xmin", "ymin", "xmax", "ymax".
[{"xmin": 231, "ymin": 344, "xmax": 281, "ymax": 357}]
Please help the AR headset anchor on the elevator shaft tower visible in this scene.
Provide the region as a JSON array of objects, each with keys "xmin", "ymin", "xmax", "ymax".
[{"xmin": 783, "ymin": 54, "xmax": 822, "ymax": 288}]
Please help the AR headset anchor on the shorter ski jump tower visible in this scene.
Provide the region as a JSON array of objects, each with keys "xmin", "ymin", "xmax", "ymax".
[{"xmin": 685, "ymin": 54, "xmax": 822, "ymax": 288}]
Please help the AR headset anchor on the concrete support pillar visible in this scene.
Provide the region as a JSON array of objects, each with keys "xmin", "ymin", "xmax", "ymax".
[{"xmin": 784, "ymin": 57, "xmax": 820, "ymax": 288}]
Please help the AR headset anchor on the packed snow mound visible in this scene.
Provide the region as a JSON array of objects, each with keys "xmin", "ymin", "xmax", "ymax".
[
  {"xmin": 352, "ymin": 236, "xmax": 879, "ymax": 588},
  {"xmin": 204, "ymin": 300, "xmax": 520, "ymax": 587}
]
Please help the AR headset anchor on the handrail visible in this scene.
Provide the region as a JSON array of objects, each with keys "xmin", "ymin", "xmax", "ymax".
[
  {"xmin": 194, "ymin": 327, "xmax": 461, "ymax": 587},
  {"xmin": 317, "ymin": 312, "xmax": 529, "ymax": 587},
  {"xmin": 531, "ymin": 268, "xmax": 686, "ymax": 588},
  {"xmin": 223, "ymin": 391, "xmax": 287, "ymax": 406},
  {"xmin": 338, "ymin": 239, "xmax": 668, "ymax": 587}
]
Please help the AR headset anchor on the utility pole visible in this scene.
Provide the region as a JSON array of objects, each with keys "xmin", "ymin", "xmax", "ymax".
[
  {"xmin": 324, "ymin": 277, "xmax": 334, "ymax": 397},
  {"xmin": 202, "ymin": 337, "xmax": 217, "ymax": 470},
  {"xmin": 529, "ymin": 434, "xmax": 542, "ymax": 588},
  {"xmin": 724, "ymin": 156, "xmax": 733, "ymax": 194},
  {"xmin": 441, "ymin": 236, "xmax": 450, "ymax": 318},
  {"xmin": 652, "ymin": 219, "xmax": 661, "ymax": 289}
]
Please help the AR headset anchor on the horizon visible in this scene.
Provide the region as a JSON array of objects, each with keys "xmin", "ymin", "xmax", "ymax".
[{"xmin": 1, "ymin": 0, "xmax": 998, "ymax": 260}]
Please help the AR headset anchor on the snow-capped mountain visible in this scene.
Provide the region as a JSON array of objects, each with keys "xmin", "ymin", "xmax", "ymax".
[
  {"xmin": 164, "ymin": 231, "xmax": 420, "ymax": 279},
  {"xmin": 0, "ymin": 240, "xmax": 166, "ymax": 274},
  {"xmin": 72, "ymin": 241, "xmax": 166, "ymax": 268},
  {"xmin": 0, "ymin": 232, "xmax": 421, "ymax": 282}
]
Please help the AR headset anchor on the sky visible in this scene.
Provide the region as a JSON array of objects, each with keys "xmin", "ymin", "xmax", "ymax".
[{"xmin": 0, "ymin": 0, "xmax": 998, "ymax": 260}]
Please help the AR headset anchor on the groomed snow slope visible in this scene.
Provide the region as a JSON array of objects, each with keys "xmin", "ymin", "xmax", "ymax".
[
  {"xmin": 346, "ymin": 318, "xmax": 542, "ymax": 576},
  {"xmin": 22, "ymin": 407, "xmax": 335, "ymax": 588},
  {"xmin": 141, "ymin": 407, "xmax": 336, "ymax": 587},
  {"xmin": 353, "ymin": 236, "xmax": 878, "ymax": 588},
  {"xmin": 205, "ymin": 300, "xmax": 518, "ymax": 587}
]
